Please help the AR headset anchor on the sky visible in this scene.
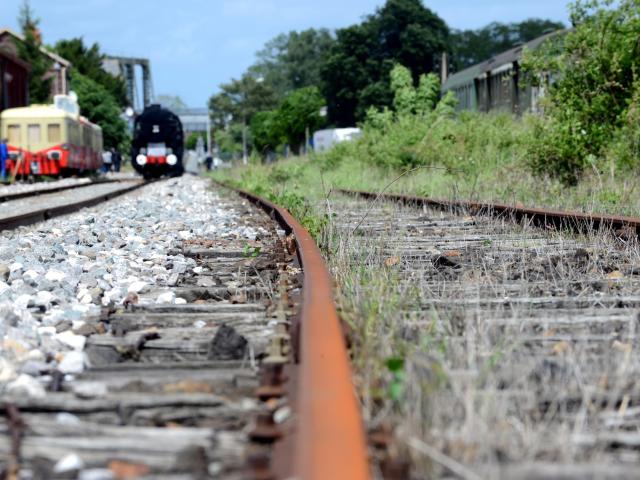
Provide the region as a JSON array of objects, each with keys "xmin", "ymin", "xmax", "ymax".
[{"xmin": 3, "ymin": 1, "xmax": 570, "ymax": 108}]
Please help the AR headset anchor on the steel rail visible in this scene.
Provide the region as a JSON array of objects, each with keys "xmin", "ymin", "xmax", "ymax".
[
  {"xmin": 0, "ymin": 180, "xmax": 149, "ymax": 231},
  {"xmin": 215, "ymin": 181, "xmax": 369, "ymax": 480},
  {"xmin": 0, "ymin": 178, "xmax": 121, "ymax": 203},
  {"xmin": 338, "ymin": 189, "xmax": 640, "ymax": 236}
]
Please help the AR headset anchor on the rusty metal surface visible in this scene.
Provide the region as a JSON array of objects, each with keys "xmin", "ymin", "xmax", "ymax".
[
  {"xmin": 338, "ymin": 189, "xmax": 640, "ymax": 236},
  {"xmin": 0, "ymin": 180, "xmax": 148, "ymax": 231},
  {"xmin": 215, "ymin": 181, "xmax": 370, "ymax": 480}
]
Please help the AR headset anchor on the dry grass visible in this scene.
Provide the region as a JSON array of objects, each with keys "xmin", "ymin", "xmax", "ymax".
[{"xmin": 323, "ymin": 195, "xmax": 640, "ymax": 478}]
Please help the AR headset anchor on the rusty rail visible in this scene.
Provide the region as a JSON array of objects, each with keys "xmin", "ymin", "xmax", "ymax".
[
  {"xmin": 338, "ymin": 189, "xmax": 640, "ymax": 237},
  {"xmin": 215, "ymin": 181, "xmax": 369, "ymax": 480}
]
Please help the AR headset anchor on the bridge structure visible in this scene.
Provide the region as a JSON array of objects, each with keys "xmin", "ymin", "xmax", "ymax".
[{"xmin": 102, "ymin": 56, "xmax": 154, "ymax": 113}]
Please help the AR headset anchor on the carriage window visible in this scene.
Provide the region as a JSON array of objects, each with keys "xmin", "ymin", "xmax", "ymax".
[
  {"xmin": 47, "ymin": 124, "xmax": 61, "ymax": 143},
  {"xmin": 27, "ymin": 124, "xmax": 41, "ymax": 144},
  {"xmin": 7, "ymin": 125, "xmax": 21, "ymax": 144}
]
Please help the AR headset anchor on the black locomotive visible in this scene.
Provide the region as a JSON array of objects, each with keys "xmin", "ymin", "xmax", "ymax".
[{"xmin": 131, "ymin": 104, "xmax": 184, "ymax": 178}]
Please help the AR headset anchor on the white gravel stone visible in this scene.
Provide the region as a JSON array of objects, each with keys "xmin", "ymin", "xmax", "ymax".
[
  {"xmin": 54, "ymin": 453, "xmax": 84, "ymax": 473},
  {"xmin": 6, "ymin": 373, "xmax": 46, "ymax": 398},
  {"xmin": 55, "ymin": 330, "xmax": 87, "ymax": 351},
  {"xmin": 156, "ymin": 291, "xmax": 176, "ymax": 304},
  {"xmin": 72, "ymin": 381, "xmax": 108, "ymax": 399},
  {"xmin": 58, "ymin": 351, "xmax": 87, "ymax": 374},
  {"xmin": 45, "ymin": 269, "xmax": 66, "ymax": 282},
  {"xmin": 0, "ymin": 177, "xmax": 253, "ymax": 395}
]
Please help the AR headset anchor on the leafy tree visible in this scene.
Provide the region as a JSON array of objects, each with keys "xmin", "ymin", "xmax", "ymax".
[
  {"xmin": 250, "ymin": 87, "xmax": 326, "ymax": 155},
  {"xmin": 251, "ymin": 110, "xmax": 282, "ymax": 155},
  {"xmin": 17, "ymin": 0, "xmax": 52, "ymax": 103},
  {"xmin": 208, "ymin": 74, "xmax": 278, "ymax": 129},
  {"xmin": 53, "ymin": 38, "xmax": 128, "ymax": 107},
  {"xmin": 185, "ymin": 132, "xmax": 205, "ymax": 150},
  {"xmin": 390, "ymin": 64, "xmax": 441, "ymax": 116},
  {"xmin": 321, "ymin": 0, "xmax": 449, "ymax": 126},
  {"xmin": 70, "ymin": 70, "xmax": 128, "ymax": 149},
  {"xmin": 523, "ymin": 0, "xmax": 640, "ymax": 183},
  {"xmin": 450, "ymin": 18, "xmax": 566, "ymax": 70},
  {"xmin": 215, "ymin": 124, "xmax": 244, "ymax": 159},
  {"xmin": 276, "ymin": 86, "xmax": 326, "ymax": 153},
  {"xmin": 249, "ymin": 29, "xmax": 335, "ymax": 98},
  {"xmin": 156, "ymin": 94, "xmax": 187, "ymax": 111}
]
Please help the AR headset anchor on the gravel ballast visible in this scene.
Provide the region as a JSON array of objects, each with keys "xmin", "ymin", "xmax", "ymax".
[{"xmin": 0, "ymin": 176, "xmax": 266, "ymax": 394}]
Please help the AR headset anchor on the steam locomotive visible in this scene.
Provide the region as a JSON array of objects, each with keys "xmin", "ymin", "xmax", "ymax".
[{"xmin": 132, "ymin": 105, "xmax": 184, "ymax": 178}]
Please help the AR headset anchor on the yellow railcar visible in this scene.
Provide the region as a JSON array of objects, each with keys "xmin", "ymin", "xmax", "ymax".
[{"xmin": 0, "ymin": 94, "xmax": 103, "ymax": 176}]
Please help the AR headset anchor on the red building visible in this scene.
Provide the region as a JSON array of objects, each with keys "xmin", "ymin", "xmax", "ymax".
[
  {"xmin": 0, "ymin": 28, "xmax": 71, "ymax": 113},
  {"xmin": 0, "ymin": 37, "xmax": 30, "ymax": 112}
]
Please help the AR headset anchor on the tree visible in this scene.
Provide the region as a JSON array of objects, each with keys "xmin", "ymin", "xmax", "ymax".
[
  {"xmin": 156, "ymin": 94, "xmax": 187, "ymax": 111},
  {"xmin": 250, "ymin": 87, "xmax": 326, "ymax": 155},
  {"xmin": 53, "ymin": 38, "xmax": 128, "ymax": 107},
  {"xmin": 208, "ymin": 74, "xmax": 278, "ymax": 129},
  {"xmin": 249, "ymin": 29, "xmax": 335, "ymax": 98},
  {"xmin": 69, "ymin": 70, "xmax": 128, "ymax": 149},
  {"xmin": 17, "ymin": 0, "xmax": 52, "ymax": 103},
  {"xmin": 276, "ymin": 86, "xmax": 326, "ymax": 153},
  {"xmin": 523, "ymin": 0, "xmax": 640, "ymax": 183},
  {"xmin": 321, "ymin": 0, "xmax": 449, "ymax": 126},
  {"xmin": 185, "ymin": 132, "xmax": 205, "ymax": 150},
  {"xmin": 450, "ymin": 19, "xmax": 566, "ymax": 70},
  {"xmin": 250, "ymin": 110, "xmax": 282, "ymax": 155}
]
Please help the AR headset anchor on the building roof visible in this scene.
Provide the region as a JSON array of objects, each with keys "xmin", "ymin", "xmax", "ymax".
[{"xmin": 0, "ymin": 28, "xmax": 71, "ymax": 68}]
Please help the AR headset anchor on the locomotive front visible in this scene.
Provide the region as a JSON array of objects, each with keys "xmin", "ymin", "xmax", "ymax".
[{"xmin": 132, "ymin": 105, "xmax": 184, "ymax": 178}]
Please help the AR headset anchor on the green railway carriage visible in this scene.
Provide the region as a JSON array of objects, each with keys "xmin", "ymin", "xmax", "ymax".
[{"xmin": 442, "ymin": 31, "xmax": 563, "ymax": 115}]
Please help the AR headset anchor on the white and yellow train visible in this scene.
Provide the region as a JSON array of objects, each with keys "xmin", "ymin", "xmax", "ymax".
[{"xmin": 0, "ymin": 94, "xmax": 103, "ymax": 177}]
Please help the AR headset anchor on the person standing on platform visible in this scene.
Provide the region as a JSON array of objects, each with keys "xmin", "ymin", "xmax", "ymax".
[
  {"xmin": 112, "ymin": 147, "xmax": 122, "ymax": 172},
  {"xmin": 101, "ymin": 149, "xmax": 113, "ymax": 173},
  {"xmin": 0, "ymin": 139, "xmax": 8, "ymax": 181}
]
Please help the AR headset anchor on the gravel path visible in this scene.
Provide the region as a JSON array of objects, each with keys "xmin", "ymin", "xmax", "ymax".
[
  {"xmin": 0, "ymin": 176, "xmax": 266, "ymax": 389},
  {"xmin": 0, "ymin": 176, "xmax": 295, "ymax": 478},
  {"xmin": 0, "ymin": 181, "xmax": 144, "ymax": 220},
  {"xmin": 0, "ymin": 178, "xmax": 94, "ymax": 196}
]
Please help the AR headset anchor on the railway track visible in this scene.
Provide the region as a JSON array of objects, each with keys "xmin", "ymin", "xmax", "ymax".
[
  {"xmin": 329, "ymin": 189, "xmax": 640, "ymax": 478},
  {"xmin": 0, "ymin": 178, "xmax": 369, "ymax": 479},
  {"xmin": 0, "ymin": 179, "xmax": 147, "ymax": 230}
]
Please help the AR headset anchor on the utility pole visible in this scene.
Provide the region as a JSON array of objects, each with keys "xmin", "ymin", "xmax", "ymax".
[{"xmin": 242, "ymin": 116, "xmax": 248, "ymax": 165}]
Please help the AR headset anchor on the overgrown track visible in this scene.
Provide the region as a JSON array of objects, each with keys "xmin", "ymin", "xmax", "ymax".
[
  {"xmin": 0, "ymin": 180, "xmax": 147, "ymax": 230},
  {"xmin": 331, "ymin": 190, "xmax": 640, "ymax": 478}
]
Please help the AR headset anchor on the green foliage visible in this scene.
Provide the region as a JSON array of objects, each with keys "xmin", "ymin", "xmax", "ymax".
[
  {"xmin": 17, "ymin": 0, "xmax": 52, "ymax": 103},
  {"xmin": 321, "ymin": 0, "xmax": 449, "ymax": 126},
  {"xmin": 390, "ymin": 65, "xmax": 416, "ymax": 116},
  {"xmin": 277, "ymin": 86, "xmax": 326, "ymax": 153},
  {"xmin": 70, "ymin": 70, "xmax": 128, "ymax": 149},
  {"xmin": 385, "ymin": 357, "xmax": 406, "ymax": 402},
  {"xmin": 523, "ymin": 0, "xmax": 640, "ymax": 183},
  {"xmin": 249, "ymin": 29, "xmax": 335, "ymax": 98},
  {"xmin": 214, "ymin": 124, "xmax": 244, "ymax": 159},
  {"xmin": 390, "ymin": 65, "xmax": 443, "ymax": 117},
  {"xmin": 450, "ymin": 18, "xmax": 566, "ymax": 70},
  {"xmin": 250, "ymin": 87, "xmax": 326, "ymax": 156},
  {"xmin": 53, "ymin": 38, "xmax": 128, "ymax": 107},
  {"xmin": 185, "ymin": 132, "xmax": 205, "ymax": 151},
  {"xmin": 208, "ymin": 74, "xmax": 278, "ymax": 129}
]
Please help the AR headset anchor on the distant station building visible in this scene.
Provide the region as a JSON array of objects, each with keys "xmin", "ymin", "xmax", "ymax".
[
  {"xmin": 0, "ymin": 28, "xmax": 71, "ymax": 112},
  {"xmin": 175, "ymin": 107, "xmax": 211, "ymax": 153}
]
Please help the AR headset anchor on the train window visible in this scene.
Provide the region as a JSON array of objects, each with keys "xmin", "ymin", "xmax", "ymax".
[
  {"xmin": 8, "ymin": 125, "xmax": 21, "ymax": 144},
  {"xmin": 28, "ymin": 124, "xmax": 41, "ymax": 144},
  {"xmin": 48, "ymin": 124, "xmax": 61, "ymax": 143}
]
